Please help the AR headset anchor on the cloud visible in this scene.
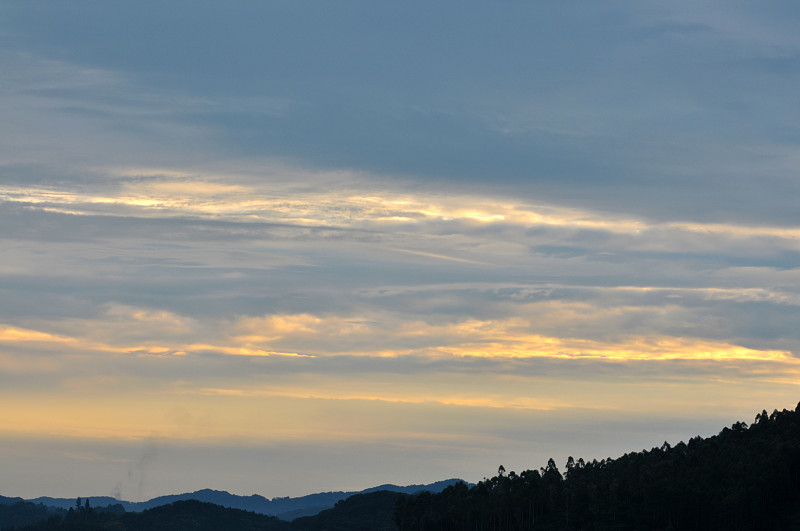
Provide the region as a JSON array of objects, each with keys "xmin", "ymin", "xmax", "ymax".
[
  {"xmin": 3, "ymin": 0, "xmax": 800, "ymax": 500},
  {"xmin": 0, "ymin": 325, "xmax": 74, "ymax": 343},
  {"xmin": 4, "ymin": 170, "xmax": 800, "ymax": 259}
]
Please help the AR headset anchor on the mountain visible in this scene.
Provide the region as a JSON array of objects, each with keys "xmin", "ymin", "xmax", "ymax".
[
  {"xmin": 26, "ymin": 496, "xmax": 121, "ymax": 511},
  {"xmin": 362, "ymin": 480, "xmax": 467, "ymax": 496},
  {"xmin": 13, "ymin": 479, "xmax": 467, "ymax": 521},
  {"xmin": 14, "ymin": 491, "xmax": 403, "ymax": 531}
]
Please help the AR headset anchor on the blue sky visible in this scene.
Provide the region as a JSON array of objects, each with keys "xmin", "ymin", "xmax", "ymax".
[{"xmin": 2, "ymin": 1, "xmax": 800, "ymax": 501}]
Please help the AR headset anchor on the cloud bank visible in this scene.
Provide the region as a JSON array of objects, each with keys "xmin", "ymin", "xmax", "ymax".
[{"xmin": 1, "ymin": 0, "xmax": 799, "ymax": 500}]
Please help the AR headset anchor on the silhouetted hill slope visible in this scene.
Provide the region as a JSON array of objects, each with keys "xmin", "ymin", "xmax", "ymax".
[
  {"xmin": 396, "ymin": 403, "xmax": 800, "ymax": 531},
  {"xmin": 291, "ymin": 491, "xmax": 400, "ymax": 531},
  {"xmin": 123, "ymin": 500, "xmax": 287, "ymax": 531},
  {"xmin": 15, "ymin": 500, "xmax": 286, "ymax": 531}
]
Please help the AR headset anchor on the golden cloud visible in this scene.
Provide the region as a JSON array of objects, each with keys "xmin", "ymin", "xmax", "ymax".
[
  {"xmin": 1, "ymin": 305, "xmax": 794, "ymax": 367},
  {"xmin": 3, "ymin": 170, "xmax": 799, "ymax": 248}
]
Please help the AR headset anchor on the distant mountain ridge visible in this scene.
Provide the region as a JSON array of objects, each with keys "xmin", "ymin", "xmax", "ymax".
[{"xmin": 12, "ymin": 478, "xmax": 467, "ymax": 521}]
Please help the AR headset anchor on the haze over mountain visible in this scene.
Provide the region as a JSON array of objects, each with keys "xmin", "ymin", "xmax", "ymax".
[{"xmin": 6, "ymin": 479, "xmax": 465, "ymax": 521}]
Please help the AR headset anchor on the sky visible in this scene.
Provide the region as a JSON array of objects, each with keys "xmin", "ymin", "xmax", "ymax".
[{"xmin": 2, "ymin": 1, "xmax": 800, "ymax": 502}]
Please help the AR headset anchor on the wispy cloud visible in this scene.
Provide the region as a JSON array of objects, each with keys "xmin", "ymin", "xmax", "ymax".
[{"xmin": 3, "ymin": 0, "xmax": 800, "ymax": 500}]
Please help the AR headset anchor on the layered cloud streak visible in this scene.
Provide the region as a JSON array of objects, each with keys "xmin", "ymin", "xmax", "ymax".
[{"xmin": 2, "ymin": 170, "xmax": 799, "ymax": 449}]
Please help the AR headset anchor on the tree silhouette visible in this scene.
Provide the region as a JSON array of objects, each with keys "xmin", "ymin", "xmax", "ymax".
[{"xmin": 395, "ymin": 402, "xmax": 800, "ymax": 530}]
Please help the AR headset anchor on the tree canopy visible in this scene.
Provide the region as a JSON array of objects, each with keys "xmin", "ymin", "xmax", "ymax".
[{"xmin": 395, "ymin": 403, "xmax": 800, "ymax": 530}]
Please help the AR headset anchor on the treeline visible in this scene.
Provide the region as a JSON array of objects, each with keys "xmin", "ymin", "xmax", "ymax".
[
  {"xmin": 0, "ymin": 500, "xmax": 64, "ymax": 530},
  {"xmin": 5, "ymin": 499, "xmax": 284, "ymax": 531},
  {"xmin": 394, "ymin": 404, "xmax": 800, "ymax": 531}
]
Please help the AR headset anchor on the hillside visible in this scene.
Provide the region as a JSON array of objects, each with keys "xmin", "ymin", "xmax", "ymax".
[
  {"xmin": 12, "ymin": 491, "xmax": 402, "ymax": 531},
  {"xmin": 396, "ymin": 403, "xmax": 800, "ymax": 530}
]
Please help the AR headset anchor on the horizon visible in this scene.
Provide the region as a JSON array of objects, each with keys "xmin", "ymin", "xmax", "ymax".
[
  {"xmin": 2, "ymin": 1, "xmax": 800, "ymax": 503},
  {"xmin": 15, "ymin": 477, "xmax": 470, "ymax": 503}
]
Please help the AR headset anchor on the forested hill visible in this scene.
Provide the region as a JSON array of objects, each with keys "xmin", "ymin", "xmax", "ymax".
[{"xmin": 395, "ymin": 403, "xmax": 800, "ymax": 531}]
